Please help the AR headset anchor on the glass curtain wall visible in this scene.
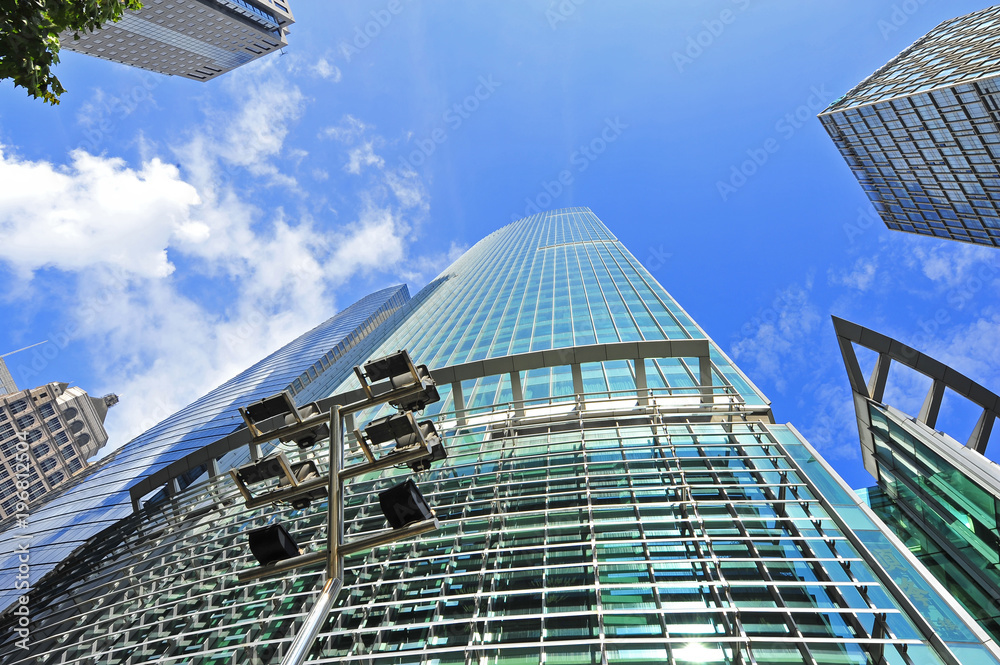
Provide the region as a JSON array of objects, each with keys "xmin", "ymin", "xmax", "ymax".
[{"xmin": 1, "ymin": 209, "xmax": 995, "ymax": 664}]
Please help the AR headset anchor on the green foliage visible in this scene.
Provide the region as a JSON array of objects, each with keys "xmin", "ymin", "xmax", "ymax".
[{"xmin": 0, "ymin": 0, "xmax": 143, "ymax": 105}]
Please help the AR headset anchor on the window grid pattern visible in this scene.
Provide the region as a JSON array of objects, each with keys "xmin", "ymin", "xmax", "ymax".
[
  {"xmin": 1, "ymin": 209, "xmax": 992, "ymax": 664},
  {"xmin": 822, "ymin": 79, "xmax": 1000, "ymax": 247},
  {"xmin": 0, "ymin": 385, "xmax": 99, "ymax": 521},
  {"xmin": 60, "ymin": 0, "xmax": 293, "ymax": 82},
  {"xmin": 865, "ymin": 404, "xmax": 1000, "ymax": 642},
  {"xmin": 331, "ymin": 209, "xmax": 765, "ymax": 410},
  {"xmin": 820, "ymin": 6, "xmax": 1000, "ymax": 248},
  {"xmin": 0, "ymin": 408, "xmax": 952, "ymax": 665},
  {"xmin": 824, "ymin": 6, "xmax": 1000, "ymax": 112}
]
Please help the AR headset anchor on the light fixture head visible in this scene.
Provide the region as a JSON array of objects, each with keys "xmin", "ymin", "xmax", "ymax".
[
  {"xmin": 278, "ymin": 460, "xmax": 327, "ymax": 509},
  {"xmin": 247, "ymin": 523, "xmax": 300, "ymax": 566},
  {"xmin": 379, "ymin": 479, "xmax": 434, "ymax": 529},
  {"xmin": 235, "ymin": 453, "xmax": 287, "ymax": 486},
  {"xmin": 363, "ymin": 350, "xmax": 416, "ymax": 387},
  {"xmin": 363, "ymin": 411, "xmax": 423, "ymax": 448},
  {"xmin": 288, "ymin": 423, "xmax": 331, "ymax": 449},
  {"xmin": 390, "ymin": 365, "xmax": 439, "ymax": 412},
  {"xmin": 407, "ymin": 421, "xmax": 447, "ymax": 472},
  {"xmin": 278, "ymin": 404, "xmax": 331, "ymax": 449},
  {"xmin": 361, "ymin": 414, "xmax": 447, "ymax": 471},
  {"xmin": 244, "ymin": 391, "xmax": 297, "ymax": 427}
]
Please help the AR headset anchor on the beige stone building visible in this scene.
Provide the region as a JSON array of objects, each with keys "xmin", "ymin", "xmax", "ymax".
[
  {"xmin": 0, "ymin": 381, "xmax": 117, "ymax": 519},
  {"xmin": 61, "ymin": 0, "xmax": 294, "ymax": 81}
]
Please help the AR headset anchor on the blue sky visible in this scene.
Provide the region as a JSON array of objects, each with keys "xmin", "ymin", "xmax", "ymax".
[{"xmin": 0, "ymin": 0, "xmax": 998, "ymax": 490}]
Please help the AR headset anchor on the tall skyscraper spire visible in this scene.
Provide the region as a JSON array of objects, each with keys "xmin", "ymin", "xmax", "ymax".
[{"xmin": 0, "ymin": 359, "xmax": 15, "ymax": 396}]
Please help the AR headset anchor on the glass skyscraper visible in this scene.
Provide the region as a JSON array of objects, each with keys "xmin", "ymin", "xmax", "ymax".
[
  {"xmin": 819, "ymin": 5, "xmax": 1000, "ymax": 248},
  {"xmin": 834, "ymin": 316, "xmax": 1000, "ymax": 646},
  {"xmin": 2, "ymin": 209, "xmax": 997, "ymax": 664}
]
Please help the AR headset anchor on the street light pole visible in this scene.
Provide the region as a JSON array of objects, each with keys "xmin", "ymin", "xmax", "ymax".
[
  {"xmin": 278, "ymin": 404, "xmax": 343, "ymax": 665},
  {"xmin": 233, "ymin": 352, "xmax": 445, "ymax": 665},
  {"xmin": 329, "ymin": 404, "xmax": 342, "ymax": 580},
  {"xmin": 280, "ymin": 576, "xmax": 342, "ymax": 664}
]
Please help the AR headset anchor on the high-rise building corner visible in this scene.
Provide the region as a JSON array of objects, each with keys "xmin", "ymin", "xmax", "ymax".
[
  {"xmin": 61, "ymin": 0, "xmax": 294, "ymax": 81},
  {"xmin": 820, "ymin": 5, "xmax": 1000, "ymax": 248},
  {"xmin": 834, "ymin": 315, "xmax": 1000, "ymax": 644}
]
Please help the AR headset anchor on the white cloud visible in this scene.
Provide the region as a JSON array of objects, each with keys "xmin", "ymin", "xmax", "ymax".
[
  {"xmin": 901, "ymin": 310, "xmax": 1000, "ymax": 399},
  {"xmin": 312, "ymin": 57, "xmax": 342, "ymax": 82},
  {"xmin": 319, "ymin": 114, "xmax": 429, "ymax": 212},
  {"xmin": 730, "ymin": 279, "xmax": 820, "ymax": 393},
  {"xmin": 399, "ymin": 241, "xmax": 469, "ymax": 287},
  {"xmin": 0, "ymin": 146, "xmax": 199, "ymax": 279},
  {"xmin": 346, "ymin": 141, "xmax": 385, "ymax": 174},
  {"xmin": 322, "ymin": 115, "xmax": 371, "ymax": 143},
  {"xmin": 828, "ymin": 256, "xmax": 878, "ymax": 291},
  {"xmin": 197, "ymin": 59, "xmax": 306, "ymax": 187},
  {"xmin": 0, "ymin": 62, "xmax": 433, "ymax": 453},
  {"xmin": 385, "ymin": 167, "xmax": 428, "ymax": 210},
  {"xmin": 896, "ymin": 235, "xmax": 998, "ymax": 291}
]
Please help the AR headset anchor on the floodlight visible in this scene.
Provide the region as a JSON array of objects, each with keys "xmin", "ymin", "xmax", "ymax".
[
  {"xmin": 235, "ymin": 453, "xmax": 288, "ymax": 485},
  {"xmin": 361, "ymin": 413, "xmax": 447, "ymax": 472},
  {"xmin": 244, "ymin": 391, "xmax": 297, "ymax": 427},
  {"xmin": 247, "ymin": 523, "xmax": 300, "ymax": 565},
  {"xmin": 363, "ymin": 350, "xmax": 417, "ymax": 387},
  {"xmin": 389, "ymin": 365, "xmax": 439, "ymax": 412},
  {"xmin": 407, "ymin": 426, "xmax": 447, "ymax": 473},
  {"xmin": 355, "ymin": 351, "xmax": 440, "ymax": 412},
  {"xmin": 282, "ymin": 459, "xmax": 321, "ymax": 483},
  {"xmin": 363, "ymin": 412, "xmax": 424, "ymax": 448},
  {"xmin": 287, "ymin": 424, "xmax": 330, "ymax": 448},
  {"xmin": 278, "ymin": 402, "xmax": 331, "ymax": 449},
  {"xmin": 278, "ymin": 460, "xmax": 327, "ymax": 509},
  {"xmin": 379, "ymin": 479, "xmax": 434, "ymax": 529}
]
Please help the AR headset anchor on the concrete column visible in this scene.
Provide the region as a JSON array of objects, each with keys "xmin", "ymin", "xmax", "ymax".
[
  {"xmin": 510, "ymin": 371, "xmax": 524, "ymax": 418},
  {"xmin": 571, "ymin": 363, "xmax": 584, "ymax": 398},
  {"xmin": 967, "ymin": 410, "xmax": 996, "ymax": 455},
  {"xmin": 868, "ymin": 353, "xmax": 892, "ymax": 404},
  {"xmin": 699, "ymin": 356, "xmax": 713, "ymax": 405},
  {"xmin": 452, "ymin": 381, "xmax": 466, "ymax": 426},
  {"xmin": 918, "ymin": 380, "xmax": 945, "ymax": 429},
  {"xmin": 634, "ymin": 358, "xmax": 648, "ymax": 406}
]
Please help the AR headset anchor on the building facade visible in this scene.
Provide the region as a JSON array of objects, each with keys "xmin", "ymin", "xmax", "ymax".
[
  {"xmin": 61, "ymin": 0, "xmax": 294, "ymax": 81},
  {"xmin": 0, "ymin": 382, "xmax": 117, "ymax": 520},
  {"xmin": 834, "ymin": 316, "xmax": 1000, "ymax": 644},
  {"xmin": 2, "ymin": 210, "xmax": 999, "ymax": 664},
  {"xmin": 819, "ymin": 6, "xmax": 1000, "ymax": 248}
]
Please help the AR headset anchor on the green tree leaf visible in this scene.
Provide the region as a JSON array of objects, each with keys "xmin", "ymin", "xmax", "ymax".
[{"xmin": 0, "ymin": 0, "xmax": 143, "ymax": 105}]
